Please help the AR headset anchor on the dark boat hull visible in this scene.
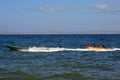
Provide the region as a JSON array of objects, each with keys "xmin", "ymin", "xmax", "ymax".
[{"xmin": 6, "ymin": 45, "xmax": 25, "ymax": 51}]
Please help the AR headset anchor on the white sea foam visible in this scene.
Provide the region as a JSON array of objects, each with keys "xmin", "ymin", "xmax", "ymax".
[{"xmin": 19, "ymin": 47, "xmax": 120, "ymax": 52}]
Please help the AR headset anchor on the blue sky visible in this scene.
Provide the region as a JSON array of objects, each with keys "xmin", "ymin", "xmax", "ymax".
[{"xmin": 0, "ymin": 0, "xmax": 120, "ymax": 33}]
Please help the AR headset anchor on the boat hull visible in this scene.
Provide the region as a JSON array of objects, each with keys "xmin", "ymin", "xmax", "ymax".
[{"xmin": 6, "ymin": 45, "xmax": 25, "ymax": 51}]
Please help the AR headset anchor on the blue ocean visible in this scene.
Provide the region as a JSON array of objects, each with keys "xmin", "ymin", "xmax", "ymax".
[{"xmin": 0, "ymin": 34, "xmax": 120, "ymax": 80}]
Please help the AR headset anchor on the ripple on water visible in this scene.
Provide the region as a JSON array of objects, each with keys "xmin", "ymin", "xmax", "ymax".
[
  {"xmin": 44, "ymin": 72, "xmax": 91, "ymax": 80},
  {"xmin": 0, "ymin": 76, "xmax": 41, "ymax": 80},
  {"xmin": 0, "ymin": 69, "xmax": 41, "ymax": 80}
]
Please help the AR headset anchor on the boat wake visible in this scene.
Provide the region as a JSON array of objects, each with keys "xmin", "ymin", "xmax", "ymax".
[{"xmin": 19, "ymin": 47, "xmax": 120, "ymax": 52}]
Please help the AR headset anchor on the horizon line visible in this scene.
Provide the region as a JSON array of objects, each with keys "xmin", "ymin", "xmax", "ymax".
[{"xmin": 0, "ymin": 31, "xmax": 120, "ymax": 34}]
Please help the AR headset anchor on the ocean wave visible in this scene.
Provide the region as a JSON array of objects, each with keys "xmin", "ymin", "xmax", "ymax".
[{"xmin": 19, "ymin": 47, "xmax": 120, "ymax": 52}]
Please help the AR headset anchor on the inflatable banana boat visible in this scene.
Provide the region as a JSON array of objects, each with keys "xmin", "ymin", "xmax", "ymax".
[{"xmin": 86, "ymin": 46, "xmax": 108, "ymax": 51}]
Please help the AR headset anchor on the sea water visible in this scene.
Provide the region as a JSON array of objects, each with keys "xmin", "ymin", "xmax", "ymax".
[{"xmin": 0, "ymin": 34, "xmax": 120, "ymax": 80}]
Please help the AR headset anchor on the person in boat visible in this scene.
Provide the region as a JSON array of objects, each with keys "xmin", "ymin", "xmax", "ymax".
[{"xmin": 99, "ymin": 44, "xmax": 105, "ymax": 48}]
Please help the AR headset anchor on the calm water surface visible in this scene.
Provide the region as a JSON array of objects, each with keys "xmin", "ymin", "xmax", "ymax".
[{"xmin": 0, "ymin": 34, "xmax": 120, "ymax": 80}]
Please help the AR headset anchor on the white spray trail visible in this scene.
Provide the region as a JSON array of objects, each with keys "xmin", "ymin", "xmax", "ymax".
[{"xmin": 20, "ymin": 47, "xmax": 120, "ymax": 52}]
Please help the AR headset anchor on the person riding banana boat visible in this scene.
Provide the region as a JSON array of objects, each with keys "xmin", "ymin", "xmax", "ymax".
[{"xmin": 99, "ymin": 44, "xmax": 105, "ymax": 48}]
